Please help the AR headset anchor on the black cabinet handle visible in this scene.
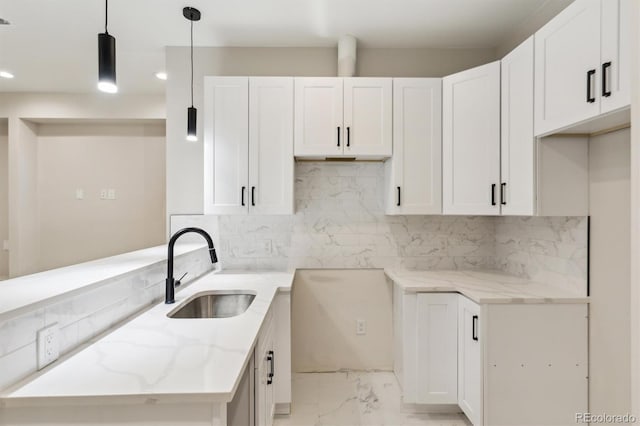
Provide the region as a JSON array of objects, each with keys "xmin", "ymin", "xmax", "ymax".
[
  {"xmin": 337, "ymin": 127, "xmax": 340, "ymax": 147},
  {"xmin": 472, "ymin": 315, "xmax": 478, "ymax": 341},
  {"xmin": 500, "ymin": 182, "xmax": 507, "ymax": 205},
  {"xmin": 267, "ymin": 350, "xmax": 274, "ymax": 385},
  {"xmin": 346, "ymin": 127, "xmax": 350, "ymax": 147},
  {"xmin": 587, "ymin": 69, "xmax": 596, "ymax": 103},
  {"xmin": 251, "ymin": 186, "xmax": 255, "ymax": 206},
  {"xmin": 241, "ymin": 186, "xmax": 245, "ymax": 206},
  {"xmin": 602, "ymin": 62, "xmax": 612, "ymax": 97},
  {"xmin": 397, "ymin": 186, "xmax": 401, "ymax": 207},
  {"xmin": 491, "ymin": 184, "xmax": 496, "ymax": 206}
]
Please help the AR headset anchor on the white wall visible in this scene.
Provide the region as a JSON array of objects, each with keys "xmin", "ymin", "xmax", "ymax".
[
  {"xmin": 589, "ymin": 128, "xmax": 631, "ymax": 415},
  {"xmin": 0, "ymin": 119, "xmax": 8, "ymax": 278},
  {"xmin": 0, "ymin": 93, "xmax": 166, "ymax": 277},
  {"xmin": 8, "ymin": 118, "xmax": 40, "ymax": 277},
  {"xmin": 292, "ymin": 269, "xmax": 393, "ymax": 372},
  {"xmin": 36, "ymin": 122, "xmax": 166, "ymax": 271},
  {"xmin": 165, "ymin": 46, "xmax": 497, "ymax": 225}
]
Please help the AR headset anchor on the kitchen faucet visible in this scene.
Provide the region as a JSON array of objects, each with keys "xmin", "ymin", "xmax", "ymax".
[{"xmin": 165, "ymin": 227, "xmax": 218, "ymax": 304}]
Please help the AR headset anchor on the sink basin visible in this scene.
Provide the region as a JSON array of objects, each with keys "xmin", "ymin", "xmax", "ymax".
[{"xmin": 168, "ymin": 291, "xmax": 256, "ymax": 319}]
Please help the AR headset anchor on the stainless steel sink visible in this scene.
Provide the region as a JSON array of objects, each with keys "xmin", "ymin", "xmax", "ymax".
[{"xmin": 168, "ymin": 291, "xmax": 256, "ymax": 319}]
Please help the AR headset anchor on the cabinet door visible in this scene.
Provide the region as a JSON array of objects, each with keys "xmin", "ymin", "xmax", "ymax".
[
  {"xmin": 343, "ymin": 78, "xmax": 392, "ymax": 157},
  {"xmin": 294, "ymin": 78, "xmax": 343, "ymax": 157},
  {"xmin": 500, "ymin": 37, "xmax": 535, "ymax": 216},
  {"xmin": 534, "ymin": 0, "xmax": 601, "ymax": 136},
  {"xmin": 249, "ymin": 77, "xmax": 294, "ymax": 215},
  {"xmin": 600, "ymin": 0, "xmax": 630, "ymax": 113},
  {"xmin": 442, "ymin": 61, "xmax": 501, "ymax": 215},
  {"xmin": 415, "ymin": 293, "xmax": 458, "ymax": 404},
  {"xmin": 386, "ymin": 78, "xmax": 442, "ymax": 215},
  {"xmin": 458, "ymin": 296, "xmax": 482, "ymax": 426},
  {"xmin": 204, "ymin": 77, "xmax": 249, "ymax": 215}
]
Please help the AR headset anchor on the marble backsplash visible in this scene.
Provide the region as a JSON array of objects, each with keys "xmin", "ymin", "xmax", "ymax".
[
  {"xmin": 172, "ymin": 162, "xmax": 588, "ymax": 294},
  {"xmin": 174, "ymin": 162, "xmax": 496, "ymax": 271},
  {"xmin": 494, "ymin": 216, "xmax": 588, "ymax": 296}
]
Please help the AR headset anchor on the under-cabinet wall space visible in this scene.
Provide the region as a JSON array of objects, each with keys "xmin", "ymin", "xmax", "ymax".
[{"xmin": 0, "ymin": 118, "xmax": 8, "ymax": 279}]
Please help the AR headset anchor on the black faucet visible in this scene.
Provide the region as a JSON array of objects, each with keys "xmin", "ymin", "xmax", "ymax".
[{"xmin": 165, "ymin": 227, "xmax": 218, "ymax": 304}]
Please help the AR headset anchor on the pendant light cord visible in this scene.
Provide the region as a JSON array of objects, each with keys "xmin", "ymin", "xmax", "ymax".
[
  {"xmin": 104, "ymin": 0, "xmax": 109, "ymax": 34},
  {"xmin": 190, "ymin": 17, "xmax": 194, "ymax": 108}
]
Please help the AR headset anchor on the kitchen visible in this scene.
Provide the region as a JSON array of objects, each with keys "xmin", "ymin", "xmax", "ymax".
[{"xmin": 0, "ymin": 0, "xmax": 637, "ymax": 425}]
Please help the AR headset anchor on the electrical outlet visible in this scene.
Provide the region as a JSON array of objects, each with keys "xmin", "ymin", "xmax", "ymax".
[
  {"xmin": 356, "ymin": 319, "xmax": 366, "ymax": 335},
  {"xmin": 262, "ymin": 240, "xmax": 272, "ymax": 254},
  {"xmin": 107, "ymin": 189, "xmax": 116, "ymax": 200},
  {"xmin": 100, "ymin": 189, "xmax": 108, "ymax": 200},
  {"xmin": 37, "ymin": 323, "xmax": 60, "ymax": 370}
]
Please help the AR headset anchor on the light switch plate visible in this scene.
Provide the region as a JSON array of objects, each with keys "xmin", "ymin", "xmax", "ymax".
[
  {"xmin": 107, "ymin": 189, "xmax": 116, "ymax": 200},
  {"xmin": 37, "ymin": 323, "xmax": 60, "ymax": 370},
  {"xmin": 100, "ymin": 189, "xmax": 108, "ymax": 200}
]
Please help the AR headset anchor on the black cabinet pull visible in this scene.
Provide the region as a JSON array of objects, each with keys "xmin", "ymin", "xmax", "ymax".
[
  {"xmin": 337, "ymin": 127, "xmax": 341, "ymax": 147},
  {"xmin": 267, "ymin": 350, "xmax": 274, "ymax": 385},
  {"xmin": 397, "ymin": 186, "xmax": 401, "ymax": 206},
  {"xmin": 491, "ymin": 184, "xmax": 496, "ymax": 206},
  {"xmin": 251, "ymin": 186, "xmax": 255, "ymax": 206},
  {"xmin": 602, "ymin": 62, "xmax": 612, "ymax": 97},
  {"xmin": 472, "ymin": 315, "xmax": 478, "ymax": 341},
  {"xmin": 500, "ymin": 182, "xmax": 507, "ymax": 205},
  {"xmin": 346, "ymin": 127, "xmax": 351, "ymax": 147},
  {"xmin": 241, "ymin": 186, "xmax": 246, "ymax": 206},
  {"xmin": 586, "ymin": 69, "xmax": 596, "ymax": 103}
]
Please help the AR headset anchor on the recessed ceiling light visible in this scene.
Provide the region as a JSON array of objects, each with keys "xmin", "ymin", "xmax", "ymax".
[
  {"xmin": 155, "ymin": 72, "xmax": 168, "ymax": 80},
  {"xmin": 0, "ymin": 71, "xmax": 14, "ymax": 79}
]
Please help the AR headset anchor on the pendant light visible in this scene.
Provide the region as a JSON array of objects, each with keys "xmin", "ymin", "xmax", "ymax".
[
  {"xmin": 98, "ymin": 0, "xmax": 117, "ymax": 93},
  {"xmin": 184, "ymin": 7, "xmax": 200, "ymax": 142}
]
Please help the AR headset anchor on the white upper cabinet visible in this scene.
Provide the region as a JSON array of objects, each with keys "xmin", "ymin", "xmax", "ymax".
[
  {"xmin": 500, "ymin": 37, "xmax": 535, "ymax": 216},
  {"xmin": 442, "ymin": 61, "xmax": 501, "ymax": 216},
  {"xmin": 600, "ymin": 0, "xmax": 631, "ymax": 114},
  {"xmin": 294, "ymin": 77, "xmax": 392, "ymax": 159},
  {"xmin": 534, "ymin": 0, "xmax": 630, "ymax": 136},
  {"xmin": 386, "ymin": 78, "xmax": 442, "ymax": 215},
  {"xmin": 294, "ymin": 78, "xmax": 343, "ymax": 157},
  {"xmin": 343, "ymin": 78, "xmax": 392, "ymax": 157},
  {"xmin": 249, "ymin": 77, "xmax": 294, "ymax": 215},
  {"xmin": 204, "ymin": 76, "xmax": 294, "ymax": 215},
  {"xmin": 204, "ymin": 77, "xmax": 249, "ymax": 215}
]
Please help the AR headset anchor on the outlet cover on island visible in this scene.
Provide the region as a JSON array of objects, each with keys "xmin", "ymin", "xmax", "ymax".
[
  {"xmin": 356, "ymin": 319, "xmax": 366, "ymax": 335},
  {"xmin": 37, "ymin": 323, "xmax": 60, "ymax": 370}
]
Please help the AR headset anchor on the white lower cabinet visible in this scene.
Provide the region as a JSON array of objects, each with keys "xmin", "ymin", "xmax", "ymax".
[
  {"xmin": 255, "ymin": 293, "xmax": 291, "ymax": 426},
  {"xmin": 458, "ymin": 296, "xmax": 482, "ymax": 426},
  {"xmin": 256, "ymin": 310, "xmax": 275, "ymax": 426},
  {"xmin": 393, "ymin": 285, "xmax": 588, "ymax": 425}
]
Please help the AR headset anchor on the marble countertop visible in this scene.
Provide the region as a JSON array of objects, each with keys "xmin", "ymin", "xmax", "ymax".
[
  {"xmin": 385, "ymin": 269, "xmax": 589, "ymax": 304},
  {"xmin": 1, "ymin": 271, "xmax": 294, "ymax": 405},
  {"xmin": 0, "ymin": 243, "xmax": 208, "ymax": 322}
]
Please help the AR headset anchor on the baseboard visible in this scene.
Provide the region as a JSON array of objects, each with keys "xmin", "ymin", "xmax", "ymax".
[{"xmin": 402, "ymin": 403, "xmax": 461, "ymax": 414}]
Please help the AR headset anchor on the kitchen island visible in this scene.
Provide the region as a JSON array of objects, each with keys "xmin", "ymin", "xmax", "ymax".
[{"xmin": 0, "ymin": 271, "xmax": 293, "ymax": 426}]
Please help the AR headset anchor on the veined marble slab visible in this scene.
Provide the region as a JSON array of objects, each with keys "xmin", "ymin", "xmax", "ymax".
[
  {"xmin": 385, "ymin": 269, "xmax": 589, "ymax": 304},
  {"xmin": 1, "ymin": 271, "xmax": 293, "ymax": 405},
  {"xmin": 0, "ymin": 243, "xmax": 209, "ymax": 321}
]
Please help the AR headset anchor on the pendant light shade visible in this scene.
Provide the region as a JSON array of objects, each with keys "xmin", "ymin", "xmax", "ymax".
[
  {"xmin": 98, "ymin": 32, "xmax": 117, "ymax": 93},
  {"xmin": 184, "ymin": 7, "xmax": 201, "ymax": 142},
  {"xmin": 187, "ymin": 106, "xmax": 198, "ymax": 142}
]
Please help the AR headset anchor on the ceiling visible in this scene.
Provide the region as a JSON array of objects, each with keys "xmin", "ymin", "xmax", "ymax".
[{"xmin": 0, "ymin": 0, "xmax": 572, "ymax": 94}]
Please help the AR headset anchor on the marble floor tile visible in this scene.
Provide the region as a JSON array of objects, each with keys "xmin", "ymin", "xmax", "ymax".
[{"xmin": 274, "ymin": 372, "xmax": 471, "ymax": 426}]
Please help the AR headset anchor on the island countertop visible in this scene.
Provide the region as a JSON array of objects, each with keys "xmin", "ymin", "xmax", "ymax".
[
  {"xmin": 385, "ymin": 268, "xmax": 588, "ymax": 304},
  {"xmin": 1, "ymin": 271, "xmax": 294, "ymax": 406}
]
